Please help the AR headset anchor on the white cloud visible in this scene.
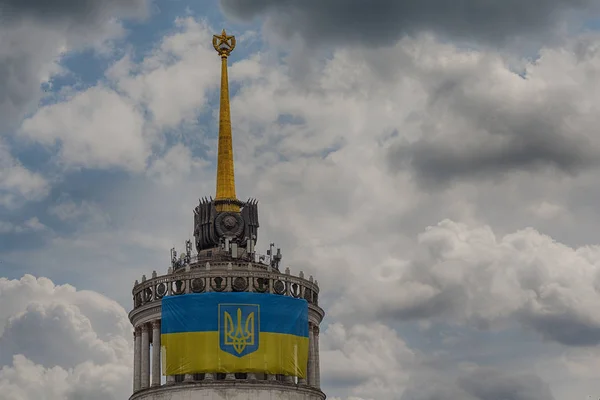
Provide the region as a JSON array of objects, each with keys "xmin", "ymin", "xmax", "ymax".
[
  {"xmin": 0, "ymin": 275, "xmax": 131, "ymax": 400},
  {"xmin": 48, "ymin": 198, "xmax": 110, "ymax": 227},
  {"xmin": 6, "ymin": 13, "xmax": 600, "ymax": 400},
  {"xmin": 147, "ymin": 143, "xmax": 209, "ymax": 184},
  {"xmin": 111, "ymin": 18, "xmax": 220, "ymax": 130},
  {"xmin": 0, "ymin": 2, "xmax": 148, "ymax": 208},
  {"xmin": 0, "ymin": 275, "xmax": 130, "ymax": 345},
  {"xmin": 0, "ymin": 0, "xmax": 148, "ymax": 129},
  {"xmin": 20, "ymin": 18, "xmax": 221, "ymax": 173},
  {"xmin": 322, "ymin": 323, "xmax": 414, "ymax": 399},
  {"xmin": 21, "ymin": 87, "xmax": 148, "ymax": 172},
  {"xmin": 329, "ymin": 219, "xmax": 600, "ymax": 348},
  {"xmin": 530, "ymin": 201, "xmax": 566, "ymax": 220},
  {"xmin": 14, "ymin": 217, "xmax": 48, "ymax": 233},
  {"xmin": 0, "ymin": 355, "xmax": 131, "ymax": 400},
  {"xmin": 0, "ymin": 141, "xmax": 49, "ymax": 208}
]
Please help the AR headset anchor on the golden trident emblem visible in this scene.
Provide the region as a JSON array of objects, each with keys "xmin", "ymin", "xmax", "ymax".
[
  {"xmin": 213, "ymin": 29, "xmax": 236, "ymax": 57},
  {"xmin": 224, "ymin": 308, "xmax": 255, "ymax": 354}
]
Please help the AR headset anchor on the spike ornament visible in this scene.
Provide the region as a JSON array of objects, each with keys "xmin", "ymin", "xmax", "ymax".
[{"xmin": 213, "ymin": 29, "xmax": 239, "ymax": 212}]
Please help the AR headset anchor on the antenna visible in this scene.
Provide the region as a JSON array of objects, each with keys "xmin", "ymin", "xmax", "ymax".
[
  {"xmin": 273, "ymin": 247, "xmax": 282, "ymax": 270},
  {"xmin": 171, "ymin": 247, "xmax": 186, "ymax": 270},
  {"xmin": 170, "ymin": 248, "xmax": 177, "ymax": 267},
  {"xmin": 268, "ymin": 242, "xmax": 274, "ymax": 257},
  {"xmin": 185, "ymin": 239, "xmax": 192, "ymax": 264}
]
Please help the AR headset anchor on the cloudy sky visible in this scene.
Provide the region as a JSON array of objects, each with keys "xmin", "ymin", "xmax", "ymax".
[{"xmin": 2, "ymin": 0, "xmax": 600, "ymax": 399}]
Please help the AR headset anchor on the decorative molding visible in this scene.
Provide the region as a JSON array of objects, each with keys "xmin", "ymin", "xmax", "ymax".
[
  {"xmin": 129, "ymin": 380, "xmax": 326, "ymax": 400},
  {"xmin": 131, "ymin": 268, "xmax": 321, "ymax": 314},
  {"xmin": 130, "ymin": 305, "xmax": 162, "ymax": 327}
]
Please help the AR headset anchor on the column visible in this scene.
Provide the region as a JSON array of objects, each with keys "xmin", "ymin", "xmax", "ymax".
[
  {"xmin": 307, "ymin": 322, "xmax": 315, "ymax": 386},
  {"xmin": 133, "ymin": 328, "xmax": 142, "ymax": 392},
  {"xmin": 166, "ymin": 375, "xmax": 176, "ymax": 384},
  {"xmin": 184, "ymin": 374, "xmax": 194, "ymax": 381},
  {"xmin": 141, "ymin": 323, "xmax": 150, "ymax": 389},
  {"xmin": 151, "ymin": 321, "xmax": 161, "ymax": 387},
  {"xmin": 314, "ymin": 325, "xmax": 321, "ymax": 389}
]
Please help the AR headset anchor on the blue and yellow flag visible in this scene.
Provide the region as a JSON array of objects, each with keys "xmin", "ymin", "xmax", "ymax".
[{"xmin": 161, "ymin": 292, "xmax": 309, "ymax": 377}]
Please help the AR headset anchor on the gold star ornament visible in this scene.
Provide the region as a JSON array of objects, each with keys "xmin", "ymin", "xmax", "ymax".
[{"xmin": 213, "ymin": 29, "xmax": 236, "ymax": 57}]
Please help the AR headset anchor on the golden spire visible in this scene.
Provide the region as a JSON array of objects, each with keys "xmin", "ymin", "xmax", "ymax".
[{"xmin": 212, "ymin": 29, "xmax": 239, "ymax": 212}]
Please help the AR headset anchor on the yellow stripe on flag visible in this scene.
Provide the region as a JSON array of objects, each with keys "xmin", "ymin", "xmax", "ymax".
[{"xmin": 161, "ymin": 331, "xmax": 309, "ymax": 377}]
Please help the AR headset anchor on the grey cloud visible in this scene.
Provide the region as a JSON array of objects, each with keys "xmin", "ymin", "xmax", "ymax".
[
  {"xmin": 518, "ymin": 308, "xmax": 600, "ymax": 347},
  {"xmin": 320, "ymin": 323, "xmax": 415, "ymax": 398},
  {"xmin": 384, "ymin": 285, "xmax": 468, "ymax": 321},
  {"xmin": 458, "ymin": 368, "xmax": 555, "ymax": 400},
  {"xmin": 391, "ymin": 132, "xmax": 594, "ymax": 189},
  {"xmin": 0, "ymin": 302, "xmax": 114, "ymax": 368},
  {"xmin": 220, "ymin": 0, "xmax": 598, "ymax": 47},
  {"xmin": 0, "ymin": 0, "xmax": 148, "ymax": 129},
  {"xmin": 0, "ymin": 0, "xmax": 147, "ymax": 22},
  {"xmin": 335, "ymin": 219, "xmax": 600, "ymax": 348},
  {"xmin": 385, "ymin": 35, "xmax": 600, "ymax": 187},
  {"xmin": 0, "ymin": 275, "xmax": 131, "ymax": 400},
  {"xmin": 402, "ymin": 368, "xmax": 555, "ymax": 400}
]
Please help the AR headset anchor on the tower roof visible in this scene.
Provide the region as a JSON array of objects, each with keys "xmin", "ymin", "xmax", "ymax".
[{"xmin": 213, "ymin": 29, "xmax": 239, "ymax": 213}]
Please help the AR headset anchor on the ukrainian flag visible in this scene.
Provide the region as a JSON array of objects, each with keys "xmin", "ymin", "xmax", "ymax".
[{"xmin": 161, "ymin": 292, "xmax": 309, "ymax": 377}]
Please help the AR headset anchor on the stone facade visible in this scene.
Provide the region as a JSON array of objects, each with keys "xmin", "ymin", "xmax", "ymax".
[{"xmin": 129, "ymin": 259, "xmax": 325, "ymax": 400}]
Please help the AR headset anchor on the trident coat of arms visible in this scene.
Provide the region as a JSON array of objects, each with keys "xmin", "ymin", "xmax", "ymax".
[{"xmin": 219, "ymin": 304, "xmax": 260, "ymax": 357}]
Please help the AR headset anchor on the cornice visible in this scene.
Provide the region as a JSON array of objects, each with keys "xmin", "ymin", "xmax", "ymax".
[{"xmin": 129, "ymin": 380, "xmax": 326, "ymax": 400}]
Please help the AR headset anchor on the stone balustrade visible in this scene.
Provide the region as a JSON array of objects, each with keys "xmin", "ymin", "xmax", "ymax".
[{"xmin": 131, "ymin": 262, "xmax": 320, "ymax": 313}]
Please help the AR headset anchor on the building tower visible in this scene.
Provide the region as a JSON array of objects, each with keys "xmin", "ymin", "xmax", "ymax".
[{"xmin": 128, "ymin": 30, "xmax": 326, "ymax": 400}]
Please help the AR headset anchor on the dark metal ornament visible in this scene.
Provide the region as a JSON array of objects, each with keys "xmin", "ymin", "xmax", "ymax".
[
  {"xmin": 172, "ymin": 280, "xmax": 185, "ymax": 295},
  {"xmin": 212, "ymin": 277, "xmax": 225, "ymax": 292},
  {"xmin": 194, "ymin": 198, "xmax": 259, "ymax": 252},
  {"xmin": 156, "ymin": 283, "xmax": 167, "ymax": 298},
  {"xmin": 190, "ymin": 278, "xmax": 205, "ymax": 293},
  {"xmin": 253, "ymin": 278, "xmax": 268, "ymax": 293},
  {"xmin": 274, "ymin": 280, "xmax": 285, "ymax": 295},
  {"xmin": 143, "ymin": 287, "xmax": 153, "ymax": 302},
  {"xmin": 215, "ymin": 212, "xmax": 244, "ymax": 238},
  {"xmin": 232, "ymin": 277, "xmax": 248, "ymax": 292},
  {"xmin": 291, "ymin": 283, "xmax": 300, "ymax": 298}
]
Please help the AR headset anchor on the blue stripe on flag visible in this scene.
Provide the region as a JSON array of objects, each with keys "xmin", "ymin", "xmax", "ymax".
[{"xmin": 161, "ymin": 292, "xmax": 308, "ymax": 336}]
